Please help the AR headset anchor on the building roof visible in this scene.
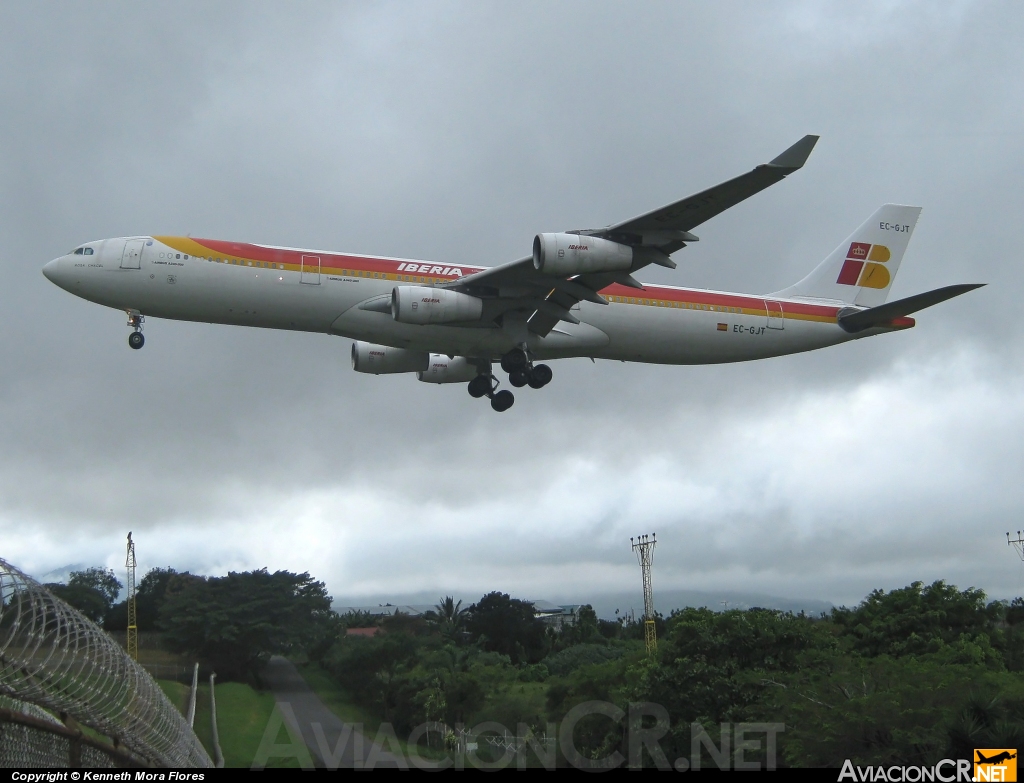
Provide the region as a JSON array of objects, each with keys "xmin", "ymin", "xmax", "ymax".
[{"xmin": 334, "ymin": 600, "xmax": 582, "ymax": 619}]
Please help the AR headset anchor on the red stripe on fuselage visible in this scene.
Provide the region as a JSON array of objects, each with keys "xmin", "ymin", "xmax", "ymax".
[{"xmin": 184, "ymin": 238, "xmax": 841, "ymax": 319}]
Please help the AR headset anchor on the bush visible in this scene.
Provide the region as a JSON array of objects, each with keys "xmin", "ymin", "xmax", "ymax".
[{"xmin": 543, "ymin": 644, "xmax": 625, "ymax": 677}]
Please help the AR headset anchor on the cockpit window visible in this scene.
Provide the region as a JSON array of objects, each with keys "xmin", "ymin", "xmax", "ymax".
[
  {"xmin": 84, "ymin": 248, "xmax": 94, "ymax": 255},
  {"xmin": 73, "ymin": 248, "xmax": 83, "ymax": 255},
  {"xmin": 72, "ymin": 247, "xmax": 94, "ymax": 255}
]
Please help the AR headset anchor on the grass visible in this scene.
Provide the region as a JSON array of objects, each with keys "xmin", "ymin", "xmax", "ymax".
[
  {"xmin": 157, "ymin": 679, "xmax": 190, "ymax": 713},
  {"xmin": 159, "ymin": 678, "xmax": 298, "ymax": 768}
]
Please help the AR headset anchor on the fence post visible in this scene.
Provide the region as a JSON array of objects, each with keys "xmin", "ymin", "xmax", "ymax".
[
  {"xmin": 209, "ymin": 673, "xmax": 225, "ymax": 768},
  {"xmin": 186, "ymin": 664, "xmax": 199, "ymax": 728}
]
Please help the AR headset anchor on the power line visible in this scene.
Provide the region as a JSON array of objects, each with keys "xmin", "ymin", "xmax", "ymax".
[
  {"xmin": 126, "ymin": 532, "xmax": 138, "ymax": 661},
  {"xmin": 631, "ymin": 533, "xmax": 657, "ymax": 655}
]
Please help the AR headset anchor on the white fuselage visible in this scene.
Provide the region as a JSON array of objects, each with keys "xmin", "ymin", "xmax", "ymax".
[{"xmin": 42, "ymin": 235, "xmax": 900, "ymax": 364}]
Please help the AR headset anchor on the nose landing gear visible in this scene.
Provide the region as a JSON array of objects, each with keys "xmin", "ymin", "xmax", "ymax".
[{"xmin": 127, "ymin": 312, "xmax": 145, "ymax": 350}]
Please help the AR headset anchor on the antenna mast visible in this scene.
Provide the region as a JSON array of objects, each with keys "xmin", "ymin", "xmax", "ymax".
[
  {"xmin": 126, "ymin": 532, "xmax": 138, "ymax": 661},
  {"xmin": 631, "ymin": 533, "xmax": 657, "ymax": 655},
  {"xmin": 1009, "ymin": 530, "xmax": 1024, "ymax": 562}
]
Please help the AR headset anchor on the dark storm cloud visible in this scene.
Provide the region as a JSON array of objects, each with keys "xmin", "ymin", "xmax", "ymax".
[{"xmin": 1, "ymin": 1, "xmax": 1022, "ymax": 607}]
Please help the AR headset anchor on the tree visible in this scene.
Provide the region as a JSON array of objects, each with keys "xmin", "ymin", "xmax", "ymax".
[
  {"xmin": 46, "ymin": 567, "xmax": 123, "ymax": 624},
  {"xmin": 466, "ymin": 592, "xmax": 547, "ymax": 665},
  {"xmin": 136, "ymin": 567, "xmax": 179, "ymax": 630},
  {"xmin": 338, "ymin": 609, "xmax": 376, "ymax": 629},
  {"xmin": 159, "ymin": 569, "xmax": 333, "ymax": 682},
  {"xmin": 425, "ymin": 596, "xmax": 467, "ymax": 640},
  {"xmin": 106, "ymin": 567, "xmax": 182, "ymax": 632},
  {"xmin": 831, "ymin": 580, "xmax": 995, "ymax": 657}
]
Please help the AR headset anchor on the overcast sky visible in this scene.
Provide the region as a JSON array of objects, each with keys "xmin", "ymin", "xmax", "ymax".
[{"xmin": 2, "ymin": 1, "xmax": 1022, "ymax": 611}]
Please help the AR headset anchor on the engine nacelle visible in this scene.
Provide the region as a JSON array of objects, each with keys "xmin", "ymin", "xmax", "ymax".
[
  {"xmin": 418, "ymin": 355, "xmax": 480, "ymax": 384},
  {"xmin": 392, "ymin": 286, "xmax": 483, "ymax": 325},
  {"xmin": 351, "ymin": 341, "xmax": 429, "ymax": 374},
  {"xmin": 532, "ymin": 233, "xmax": 633, "ymax": 276}
]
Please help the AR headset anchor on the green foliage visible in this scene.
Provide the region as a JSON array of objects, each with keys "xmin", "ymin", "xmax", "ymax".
[
  {"xmin": 466, "ymin": 592, "xmax": 547, "ymax": 665},
  {"xmin": 137, "ymin": 567, "xmax": 179, "ymax": 630},
  {"xmin": 106, "ymin": 566, "xmax": 180, "ymax": 631},
  {"xmin": 759, "ymin": 655, "xmax": 1024, "ymax": 767},
  {"xmin": 424, "ymin": 596, "xmax": 468, "ymax": 640},
  {"xmin": 159, "ymin": 569, "xmax": 333, "ymax": 682},
  {"xmin": 337, "ymin": 609, "xmax": 376, "ymax": 629},
  {"xmin": 538, "ymin": 583, "xmax": 1024, "ymax": 768},
  {"xmin": 831, "ymin": 580, "xmax": 994, "ymax": 657},
  {"xmin": 543, "ymin": 643, "xmax": 625, "ymax": 677},
  {"xmin": 46, "ymin": 567, "xmax": 123, "ymax": 623}
]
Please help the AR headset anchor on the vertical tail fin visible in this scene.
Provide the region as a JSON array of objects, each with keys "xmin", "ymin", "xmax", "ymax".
[{"xmin": 775, "ymin": 204, "xmax": 922, "ymax": 306}]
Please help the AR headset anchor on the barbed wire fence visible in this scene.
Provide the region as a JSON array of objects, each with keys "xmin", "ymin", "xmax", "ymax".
[{"xmin": 0, "ymin": 557, "xmax": 212, "ymax": 768}]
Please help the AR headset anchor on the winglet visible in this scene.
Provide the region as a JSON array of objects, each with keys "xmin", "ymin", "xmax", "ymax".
[{"xmin": 768, "ymin": 135, "xmax": 820, "ymax": 170}]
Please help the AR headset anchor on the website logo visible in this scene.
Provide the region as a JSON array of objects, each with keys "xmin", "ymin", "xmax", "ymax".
[
  {"xmin": 836, "ymin": 242, "xmax": 892, "ymax": 289},
  {"xmin": 975, "ymin": 749, "xmax": 1017, "ymax": 782}
]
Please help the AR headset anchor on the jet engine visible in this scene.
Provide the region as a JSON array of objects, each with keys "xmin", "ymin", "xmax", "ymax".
[
  {"xmin": 391, "ymin": 286, "xmax": 483, "ymax": 325},
  {"xmin": 532, "ymin": 233, "xmax": 633, "ymax": 276},
  {"xmin": 351, "ymin": 341, "xmax": 429, "ymax": 374},
  {"xmin": 417, "ymin": 355, "xmax": 480, "ymax": 384}
]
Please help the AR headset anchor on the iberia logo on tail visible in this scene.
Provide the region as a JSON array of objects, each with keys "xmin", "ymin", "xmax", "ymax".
[{"xmin": 836, "ymin": 242, "xmax": 892, "ymax": 289}]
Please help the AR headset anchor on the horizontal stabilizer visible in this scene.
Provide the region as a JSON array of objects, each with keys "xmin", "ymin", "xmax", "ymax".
[{"xmin": 838, "ymin": 284, "xmax": 984, "ymax": 333}]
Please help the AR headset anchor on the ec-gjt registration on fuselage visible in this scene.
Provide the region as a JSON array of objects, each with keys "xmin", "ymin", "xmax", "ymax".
[{"xmin": 42, "ymin": 135, "xmax": 981, "ymax": 412}]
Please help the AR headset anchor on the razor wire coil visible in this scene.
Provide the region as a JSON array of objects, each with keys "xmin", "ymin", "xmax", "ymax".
[{"xmin": 0, "ymin": 558, "xmax": 212, "ymax": 767}]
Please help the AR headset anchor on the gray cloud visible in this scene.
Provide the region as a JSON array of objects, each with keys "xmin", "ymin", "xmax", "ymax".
[{"xmin": 1, "ymin": 1, "xmax": 1022, "ymax": 609}]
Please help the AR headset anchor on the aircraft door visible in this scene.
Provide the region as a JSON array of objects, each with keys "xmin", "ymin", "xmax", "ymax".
[
  {"xmin": 120, "ymin": 239, "xmax": 144, "ymax": 269},
  {"xmin": 765, "ymin": 299, "xmax": 784, "ymax": 330},
  {"xmin": 301, "ymin": 255, "xmax": 321, "ymax": 285}
]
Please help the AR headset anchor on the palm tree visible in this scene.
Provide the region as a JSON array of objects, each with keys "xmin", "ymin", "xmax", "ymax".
[{"xmin": 427, "ymin": 596, "xmax": 466, "ymax": 639}]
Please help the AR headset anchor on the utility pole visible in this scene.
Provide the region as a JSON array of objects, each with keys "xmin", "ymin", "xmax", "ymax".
[
  {"xmin": 631, "ymin": 533, "xmax": 657, "ymax": 655},
  {"xmin": 1009, "ymin": 530, "xmax": 1024, "ymax": 561},
  {"xmin": 126, "ymin": 532, "xmax": 138, "ymax": 661}
]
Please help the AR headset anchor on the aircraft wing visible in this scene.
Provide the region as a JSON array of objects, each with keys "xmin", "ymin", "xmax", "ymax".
[
  {"xmin": 601, "ymin": 134, "xmax": 819, "ymax": 246},
  {"xmin": 447, "ymin": 135, "xmax": 819, "ymax": 336}
]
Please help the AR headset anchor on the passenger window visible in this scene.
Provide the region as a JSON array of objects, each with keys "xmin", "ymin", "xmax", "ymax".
[
  {"xmin": 176, "ymin": 254, "xmax": 180, "ymax": 259},
  {"xmin": 184, "ymin": 254, "xmax": 189, "ymax": 260}
]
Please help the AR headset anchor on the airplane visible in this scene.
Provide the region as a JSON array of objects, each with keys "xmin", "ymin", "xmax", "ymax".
[
  {"xmin": 42, "ymin": 135, "xmax": 982, "ymax": 412},
  {"xmin": 976, "ymin": 751, "xmax": 1016, "ymax": 765}
]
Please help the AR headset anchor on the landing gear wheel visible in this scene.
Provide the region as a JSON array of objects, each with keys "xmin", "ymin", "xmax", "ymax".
[
  {"xmin": 528, "ymin": 363, "xmax": 552, "ymax": 389},
  {"xmin": 128, "ymin": 332, "xmax": 145, "ymax": 350},
  {"xmin": 490, "ymin": 390, "xmax": 514, "ymax": 412},
  {"xmin": 468, "ymin": 374, "xmax": 493, "ymax": 398},
  {"xmin": 509, "ymin": 369, "xmax": 529, "ymax": 388},
  {"xmin": 500, "ymin": 348, "xmax": 528, "ymax": 374}
]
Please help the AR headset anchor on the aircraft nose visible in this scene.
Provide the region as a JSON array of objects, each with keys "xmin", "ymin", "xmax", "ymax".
[
  {"xmin": 43, "ymin": 254, "xmax": 69, "ymax": 280},
  {"xmin": 42, "ymin": 257, "xmax": 61, "ymax": 283}
]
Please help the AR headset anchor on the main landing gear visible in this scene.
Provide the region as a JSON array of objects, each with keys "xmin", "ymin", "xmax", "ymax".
[
  {"xmin": 127, "ymin": 313, "xmax": 145, "ymax": 350},
  {"xmin": 466, "ymin": 348, "xmax": 553, "ymax": 413},
  {"xmin": 467, "ymin": 373, "xmax": 514, "ymax": 412}
]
